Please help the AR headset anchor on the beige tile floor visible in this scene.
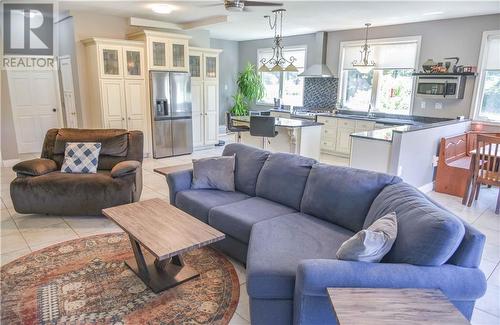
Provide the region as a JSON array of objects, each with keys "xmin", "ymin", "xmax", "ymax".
[{"xmin": 1, "ymin": 139, "xmax": 499, "ymax": 324}]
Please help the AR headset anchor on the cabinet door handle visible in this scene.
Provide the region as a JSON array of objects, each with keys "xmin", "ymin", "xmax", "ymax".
[{"xmin": 122, "ymin": 117, "xmax": 125, "ymax": 121}]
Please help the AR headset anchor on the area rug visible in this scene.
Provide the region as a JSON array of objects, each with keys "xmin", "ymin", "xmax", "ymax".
[{"xmin": 1, "ymin": 233, "xmax": 240, "ymax": 325}]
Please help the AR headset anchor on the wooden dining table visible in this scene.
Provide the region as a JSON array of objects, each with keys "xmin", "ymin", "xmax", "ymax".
[{"xmin": 461, "ymin": 143, "xmax": 500, "ymax": 205}]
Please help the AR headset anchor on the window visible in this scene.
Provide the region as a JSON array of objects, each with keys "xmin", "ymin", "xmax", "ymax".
[
  {"xmin": 474, "ymin": 31, "xmax": 500, "ymax": 122},
  {"xmin": 257, "ymin": 47, "xmax": 306, "ymax": 106},
  {"xmin": 339, "ymin": 37, "xmax": 420, "ymax": 115}
]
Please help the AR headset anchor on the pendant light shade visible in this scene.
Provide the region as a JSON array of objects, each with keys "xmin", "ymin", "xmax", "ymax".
[
  {"xmin": 271, "ymin": 64, "xmax": 283, "ymax": 72},
  {"xmin": 355, "ymin": 65, "xmax": 375, "ymax": 74},
  {"xmin": 258, "ymin": 64, "xmax": 270, "ymax": 72},
  {"xmin": 284, "ymin": 63, "xmax": 298, "ymax": 72},
  {"xmin": 352, "ymin": 23, "xmax": 376, "ymax": 73}
]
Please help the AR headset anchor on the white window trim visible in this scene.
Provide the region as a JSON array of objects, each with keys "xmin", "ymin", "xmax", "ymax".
[
  {"xmin": 471, "ymin": 30, "xmax": 500, "ymax": 123},
  {"xmin": 256, "ymin": 45, "xmax": 308, "ymax": 106},
  {"xmin": 337, "ymin": 35, "xmax": 422, "ymax": 115}
]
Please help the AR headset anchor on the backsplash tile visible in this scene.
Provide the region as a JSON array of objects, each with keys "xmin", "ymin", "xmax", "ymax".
[{"xmin": 303, "ymin": 77, "xmax": 338, "ymax": 109}]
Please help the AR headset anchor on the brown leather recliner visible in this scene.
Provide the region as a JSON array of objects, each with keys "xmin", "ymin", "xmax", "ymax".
[{"xmin": 10, "ymin": 128, "xmax": 144, "ymax": 216}]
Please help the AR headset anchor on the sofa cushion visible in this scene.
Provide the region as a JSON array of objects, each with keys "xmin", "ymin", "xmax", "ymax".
[
  {"xmin": 192, "ymin": 156, "xmax": 236, "ymax": 192},
  {"xmin": 301, "ymin": 164, "xmax": 401, "ymax": 232},
  {"xmin": 364, "ymin": 182, "xmax": 465, "ymax": 266},
  {"xmin": 222, "ymin": 143, "xmax": 270, "ymax": 196},
  {"xmin": 175, "ymin": 189, "xmax": 249, "ymax": 223},
  {"xmin": 255, "ymin": 153, "xmax": 316, "ymax": 210},
  {"xmin": 208, "ymin": 197, "xmax": 296, "ymax": 244},
  {"xmin": 53, "ymin": 128, "xmax": 128, "ymax": 157},
  {"xmin": 246, "ymin": 213, "xmax": 354, "ymax": 299}
]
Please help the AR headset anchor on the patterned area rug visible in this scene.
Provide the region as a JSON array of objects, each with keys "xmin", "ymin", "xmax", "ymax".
[{"xmin": 1, "ymin": 233, "xmax": 240, "ymax": 325}]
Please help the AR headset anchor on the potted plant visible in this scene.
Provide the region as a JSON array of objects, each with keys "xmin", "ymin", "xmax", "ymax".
[{"xmin": 230, "ymin": 63, "xmax": 265, "ymax": 116}]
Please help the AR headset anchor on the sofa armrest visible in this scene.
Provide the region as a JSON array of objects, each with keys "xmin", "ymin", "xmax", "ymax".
[
  {"xmin": 166, "ymin": 169, "xmax": 193, "ymax": 204},
  {"xmin": 295, "ymin": 259, "xmax": 486, "ymax": 301},
  {"xmin": 12, "ymin": 158, "xmax": 57, "ymax": 176},
  {"xmin": 111, "ymin": 160, "xmax": 141, "ymax": 178}
]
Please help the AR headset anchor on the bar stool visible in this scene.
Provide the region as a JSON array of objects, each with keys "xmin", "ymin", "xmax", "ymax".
[
  {"xmin": 250, "ymin": 116, "xmax": 278, "ymax": 148},
  {"xmin": 226, "ymin": 112, "xmax": 250, "ymax": 143}
]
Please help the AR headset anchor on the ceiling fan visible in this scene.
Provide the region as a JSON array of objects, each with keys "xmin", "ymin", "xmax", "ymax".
[{"xmin": 203, "ymin": 0, "xmax": 284, "ymax": 12}]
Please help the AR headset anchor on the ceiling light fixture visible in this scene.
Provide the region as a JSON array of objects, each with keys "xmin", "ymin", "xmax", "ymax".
[
  {"xmin": 423, "ymin": 11, "xmax": 444, "ymax": 16},
  {"xmin": 352, "ymin": 23, "xmax": 376, "ymax": 74},
  {"xmin": 151, "ymin": 4, "xmax": 174, "ymax": 14},
  {"xmin": 258, "ymin": 9, "xmax": 298, "ymax": 73}
]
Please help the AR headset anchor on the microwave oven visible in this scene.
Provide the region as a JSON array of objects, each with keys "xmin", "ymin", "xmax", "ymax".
[{"xmin": 416, "ymin": 75, "xmax": 466, "ymax": 99}]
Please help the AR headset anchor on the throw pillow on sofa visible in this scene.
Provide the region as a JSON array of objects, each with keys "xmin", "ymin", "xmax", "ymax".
[
  {"xmin": 61, "ymin": 142, "xmax": 101, "ymax": 174},
  {"xmin": 336, "ymin": 212, "xmax": 397, "ymax": 262},
  {"xmin": 192, "ymin": 155, "xmax": 236, "ymax": 192}
]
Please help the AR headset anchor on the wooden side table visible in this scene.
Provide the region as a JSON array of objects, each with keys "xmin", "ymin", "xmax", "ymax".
[{"xmin": 327, "ymin": 288, "xmax": 470, "ymax": 325}]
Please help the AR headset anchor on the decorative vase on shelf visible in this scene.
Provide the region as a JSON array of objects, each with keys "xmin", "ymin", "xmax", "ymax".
[{"xmin": 422, "ymin": 59, "xmax": 436, "ymax": 73}]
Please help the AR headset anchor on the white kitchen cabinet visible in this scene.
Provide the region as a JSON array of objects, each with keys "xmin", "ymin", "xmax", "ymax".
[
  {"xmin": 83, "ymin": 38, "xmax": 149, "ymax": 154},
  {"xmin": 318, "ymin": 116, "xmax": 375, "ymax": 157},
  {"xmin": 128, "ymin": 31, "xmax": 190, "ymax": 72},
  {"xmin": 189, "ymin": 47, "xmax": 222, "ymax": 149}
]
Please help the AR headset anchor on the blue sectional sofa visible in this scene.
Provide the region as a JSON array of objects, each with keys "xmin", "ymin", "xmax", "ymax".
[{"xmin": 166, "ymin": 143, "xmax": 487, "ymax": 325}]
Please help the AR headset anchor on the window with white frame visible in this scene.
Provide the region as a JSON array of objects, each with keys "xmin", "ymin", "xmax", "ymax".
[
  {"xmin": 474, "ymin": 31, "xmax": 500, "ymax": 122},
  {"xmin": 257, "ymin": 46, "xmax": 307, "ymax": 106},
  {"xmin": 339, "ymin": 37, "xmax": 420, "ymax": 115}
]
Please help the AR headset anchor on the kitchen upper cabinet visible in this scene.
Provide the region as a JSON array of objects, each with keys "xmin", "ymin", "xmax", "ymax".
[
  {"xmin": 189, "ymin": 47, "xmax": 222, "ymax": 149},
  {"xmin": 123, "ymin": 47, "xmax": 144, "ymax": 79},
  {"xmin": 99, "ymin": 45, "xmax": 123, "ymax": 78},
  {"xmin": 204, "ymin": 54, "xmax": 218, "ymax": 80},
  {"xmin": 128, "ymin": 31, "xmax": 191, "ymax": 72}
]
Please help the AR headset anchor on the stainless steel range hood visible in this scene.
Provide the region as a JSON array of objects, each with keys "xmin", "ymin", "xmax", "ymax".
[{"xmin": 298, "ymin": 32, "xmax": 335, "ymax": 78}]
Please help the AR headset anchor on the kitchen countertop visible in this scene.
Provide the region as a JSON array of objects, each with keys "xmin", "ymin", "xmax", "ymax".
[
  {"xmin": 350, "ymin": 119, "xmax": 470, "ymax": 142},
  {"xmin": 231, "ymin": 115, "xmax": 323, "ymax": 128}
]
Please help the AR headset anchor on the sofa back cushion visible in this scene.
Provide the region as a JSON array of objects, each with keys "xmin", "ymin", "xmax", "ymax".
[
  {"xmin": 364, "ymin": 182, "xmax": 465, "ymax": 266},
  {"xmin": 255, "ymin": 152, "xmax": 316, "ymax": 210},
  {"xmin": 301, "ymin": 164, "xmax": 401, "ymax": 232},
  {"xmin": 222, "ymin": 143, "xmax": 270, "ymax": 196},
  {"xmin": 42, "ymin": 129, "xmax": 143, "ymax": 170}
]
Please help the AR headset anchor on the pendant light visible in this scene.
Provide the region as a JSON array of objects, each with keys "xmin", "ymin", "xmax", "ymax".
[
  {"xmin": 352, "ymin": 23, "xmax": 376, "ymax": 73},
  {"xmin": 258, "ymin": 9, "xmax": 298, "ymax": 73}
]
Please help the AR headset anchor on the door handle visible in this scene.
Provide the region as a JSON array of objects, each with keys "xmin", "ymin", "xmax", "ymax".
[
  {"xmin": 52, "ymin": 108, "xmax": 57, "ymax": 112},
  {"xmin": 122, "ymin": 117, "xmax": 125, "ymax": 121}
]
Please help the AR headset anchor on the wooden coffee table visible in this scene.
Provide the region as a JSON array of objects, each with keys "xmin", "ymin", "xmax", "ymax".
[
  {"xmin": 327, "ymin": 288, "xmax": 469, "ymax": 325},
  {"xmin": 102, "ymin": 198, "xmax": 225, "ymax": 293}
]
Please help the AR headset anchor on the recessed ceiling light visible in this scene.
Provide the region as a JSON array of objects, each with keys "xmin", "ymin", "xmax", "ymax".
[
  {"xmin": 423, "ymin": 11, "xmax": 444, "ymax": 16},
  {"xmin": 151, "ymin": 4, "xmax": 174, "ymax": 14}
]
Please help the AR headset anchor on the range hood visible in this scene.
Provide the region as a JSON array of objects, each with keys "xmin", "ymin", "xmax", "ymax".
[{"xmin": 298, "ymin": 32, "xmax": 335, "ymax": 78}]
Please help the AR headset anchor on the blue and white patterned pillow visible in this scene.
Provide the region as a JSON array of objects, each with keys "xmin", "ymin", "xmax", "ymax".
[{"xmin": 61, "ymin": 142, "xmax": 102, "ymax": 173}]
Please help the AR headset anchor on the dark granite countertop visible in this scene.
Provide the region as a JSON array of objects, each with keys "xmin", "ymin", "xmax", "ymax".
[
  {"xmin": 231, "ymin": 116, "xmax": 323, "ymax": 128},
  {"xmin": 350, "ymin": 119, "xmax": 470, "ymax": 142}
]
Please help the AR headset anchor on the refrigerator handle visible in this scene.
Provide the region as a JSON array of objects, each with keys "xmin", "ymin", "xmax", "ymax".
[{"xmin": 164, "ymin": 99, "xmax": 169, "ymax": 116}]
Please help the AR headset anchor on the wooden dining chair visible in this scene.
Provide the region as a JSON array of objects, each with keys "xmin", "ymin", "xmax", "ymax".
[{"xmin": 467, "ymin": 134, "xmax": 500, "ymax": 214}]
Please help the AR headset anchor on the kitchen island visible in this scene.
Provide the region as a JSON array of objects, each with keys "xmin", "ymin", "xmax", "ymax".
[{"xmin": 231, "ymin": 116, "xmax": 323, "ymax": 160}]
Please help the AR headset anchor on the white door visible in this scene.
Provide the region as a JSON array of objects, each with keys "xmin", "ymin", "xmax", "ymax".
[
  {"xmin": 204, "ymin": 81, "xmax": 219, "ymax": 145},
  {"xmin": 100, "ymin": 79, "xmax": 126, "ymax": 129},
  {"xmin": 8, "ymin": 70, "xmax": 62, "ymax": 153},
  {"xmin": 191, "ymin": 80, "xmax": 204, "ymax": 147},
  {"xmin": 59, "ymin": 56, "xmax": 78, "ymax": 128},
  {"xmin": 124, "ymin": 79, "xmax": 148, "ymax": 144}
]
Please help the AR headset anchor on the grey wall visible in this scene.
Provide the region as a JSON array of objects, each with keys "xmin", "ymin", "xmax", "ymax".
[
  {"xmin": 211, "ymin": 38, "xmax": 239, "ymax": 126},
  {"xmin": 326, "ymin": 14, "xmax": 500, "ymax": 119}
]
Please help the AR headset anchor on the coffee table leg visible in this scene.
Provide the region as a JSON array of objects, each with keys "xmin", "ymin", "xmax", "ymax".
[
  {"xmin": 129, "ymin": 235, "xmax": 150, "ymax": 281},
  {"xmin": 126, "ymin": 237, "xmax": 199, "ymax": 293}
]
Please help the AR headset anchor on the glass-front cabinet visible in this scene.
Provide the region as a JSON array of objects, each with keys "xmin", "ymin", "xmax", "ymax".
[
  {"xmin": 99, "ymin": 45, "xmax": 122, "ymax": 78},
  {"xmin": 148, "ymin": 37, "xmax": 168, "ymax": 70},
  {"xmin": 189, "ymin": 51, "xmax": 202, "ymax": 80},
  {"xmin": 123, "ymin": 47, "xmax": 143, "ymax": 79},
  {"xmin": 205, "ymin": 55, "xmax": 218, "ymax": 79},
  {"xmin": 171, "ymin": 39, "xmax": 189, "ymax": 71}
]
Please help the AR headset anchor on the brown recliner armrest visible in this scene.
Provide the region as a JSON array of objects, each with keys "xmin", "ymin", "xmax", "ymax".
[
  {"xmin": 12, "ymin": 158, "xmax": 58, "ymax": 176},
  {"xmin": 111, "ymin": 160, "xmax": 141, "ymax": 178}
]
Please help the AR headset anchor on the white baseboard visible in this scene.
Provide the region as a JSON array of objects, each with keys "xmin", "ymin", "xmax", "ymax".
[
  {"xmin": 418, "ymin": 181, "xmax": 434, "ymax": 193},
  {"xmin": 2, "ymin": 158, "xmax": 20, "ymax": 167}
]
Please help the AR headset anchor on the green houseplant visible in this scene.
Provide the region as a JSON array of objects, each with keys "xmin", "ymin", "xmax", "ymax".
[{"xmin": 230, "ymin": 63, "xmax": 265, "ymax": 116}]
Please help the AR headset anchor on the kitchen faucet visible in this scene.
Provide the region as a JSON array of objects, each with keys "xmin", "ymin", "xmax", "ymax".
[{"xmin": 367, "ymin": 104, "xmax": 375, "ymax": 118}]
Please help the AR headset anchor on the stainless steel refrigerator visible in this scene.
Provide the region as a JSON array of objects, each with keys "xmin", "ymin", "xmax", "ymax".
[{"xmin": 150, "ymin": 71, "xmax": 193, "ymax": 158}]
